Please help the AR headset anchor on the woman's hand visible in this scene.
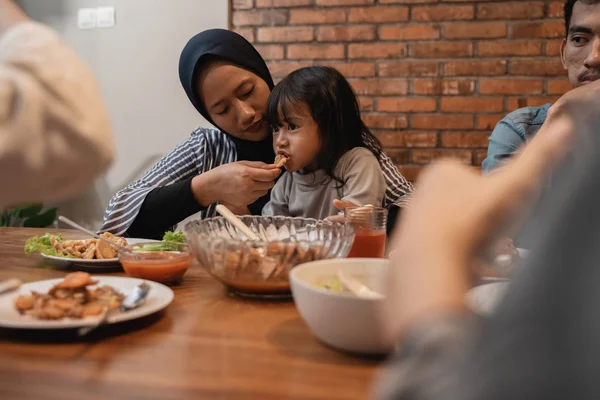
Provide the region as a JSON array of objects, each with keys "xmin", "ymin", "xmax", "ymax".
[
  {"xmin": 191, "ymin": 161, "xmax": 280, "ymax": 209},
  {"xmin": 325, "ymin": 200, "xmax": 358, "ymax": 224},
  {"xmin": 380, "ymin": 92, "xmax": 578, "ymax": 344}
]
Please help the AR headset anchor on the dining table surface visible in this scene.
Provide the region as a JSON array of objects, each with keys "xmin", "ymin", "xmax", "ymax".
[{"xmin": 0, "ymin": 227, "xmax": 382, "ymax": 400}]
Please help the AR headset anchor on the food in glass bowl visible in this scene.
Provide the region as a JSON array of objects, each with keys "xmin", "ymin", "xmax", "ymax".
[
  {"xmin": 119, "ymin": 242, "xmax": 192, "ymax": 284},
  {"xmin": 185, "ymin": 216, "xmax": 354, "ymax": 298}
]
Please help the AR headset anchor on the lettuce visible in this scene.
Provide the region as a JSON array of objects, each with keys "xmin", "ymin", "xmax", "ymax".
[
  {"xmin": 24, "ymin": 233, "xmax": 62, "ymax": 256},
  {"xmin": 163, "ymin": 230, "xmax": 185, "ymax": 243}
]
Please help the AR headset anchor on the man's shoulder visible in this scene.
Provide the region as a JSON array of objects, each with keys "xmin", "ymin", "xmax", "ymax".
[{"xmin": 495, "ymin": 103, "xmax": 552, "ymax": 139}]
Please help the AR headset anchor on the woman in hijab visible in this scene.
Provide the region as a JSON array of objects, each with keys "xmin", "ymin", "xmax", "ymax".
[{"xmin": 99, "ymin": 29, "xmax": 413, "ymax": 239}]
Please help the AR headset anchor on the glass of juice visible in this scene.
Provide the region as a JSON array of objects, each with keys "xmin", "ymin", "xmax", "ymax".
[{"xmin": 344, "ymin": 206, "xmax": 388, "ymax": 258}]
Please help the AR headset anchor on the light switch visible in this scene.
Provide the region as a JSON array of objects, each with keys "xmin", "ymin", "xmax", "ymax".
[
  {"xmin": 77, "ymin": 8, "xmax": 96, "ymax": 29},
  {"xmin": 96, "ymin": 7, "xmax": 116, "ymax": 28}
]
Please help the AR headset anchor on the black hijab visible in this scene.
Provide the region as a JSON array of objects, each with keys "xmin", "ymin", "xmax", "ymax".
[{"xmin": 178, "ymin": 29, "xmax": 276, "ymax": 214}]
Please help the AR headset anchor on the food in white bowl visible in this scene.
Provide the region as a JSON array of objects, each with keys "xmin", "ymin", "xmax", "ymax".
[
  {"xmin": 185, "ymin": 216, "xmax": 354, "ymax": 298},
  {"xmin": 290, "ymin": 258, "xmax": 392, "ymax": 355}
]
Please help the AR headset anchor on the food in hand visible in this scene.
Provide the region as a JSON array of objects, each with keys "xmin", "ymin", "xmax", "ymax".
[
  {"xmin": 14, "ymin": 272, "xmax": 124, "ymax": 320},
  {"xmin": 275, "ymin": 154, "xmax": 288, "ymax": 168},
  {"xmin": 25, "ymin": 232, "xmax": 127, "ymax": 259}
]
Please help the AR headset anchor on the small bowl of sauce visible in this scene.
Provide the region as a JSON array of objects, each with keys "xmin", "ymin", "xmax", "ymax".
[{"xmin": 120, "ymin": 242, "xmax": 192, "ymax": 284}]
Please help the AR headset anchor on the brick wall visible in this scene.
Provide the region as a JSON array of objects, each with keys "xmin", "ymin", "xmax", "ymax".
[{"xmin": 231, "ymin": 0, "xmax": 569, "ymax": 181}]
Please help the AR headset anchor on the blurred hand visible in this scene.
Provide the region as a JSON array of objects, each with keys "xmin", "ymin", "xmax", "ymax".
[
  {"xmin": 380, "ymin": 85, "xmax": 582, "ymax": 343},
  {"xmin": 325, "ymin": 200, "xmax": 358, "ymax": 223}
]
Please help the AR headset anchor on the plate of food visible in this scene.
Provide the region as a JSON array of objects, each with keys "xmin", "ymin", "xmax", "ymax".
[
  {"xmin": 25, "ymin": 231, "xmax": 184, "ymax": 270},
  {"xmin": 0, "ymin": 272, "xmax": 174, "ymax": 329}
]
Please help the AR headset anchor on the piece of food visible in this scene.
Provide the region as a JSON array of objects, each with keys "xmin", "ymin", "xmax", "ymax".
[
  {"xmin": 275, "ymin": 154, "xmax": 288, "ymax": 168},
  {"xmin": 163, "ymin": 230, "xmax": 185, "ymax": 243},
  {"xmin": 14, "ymin": 272, "xmax": 124, "ymax": 321},
  {"xmin": 24, "ymin": 232, "xmax": 126, "ymax": 260}
]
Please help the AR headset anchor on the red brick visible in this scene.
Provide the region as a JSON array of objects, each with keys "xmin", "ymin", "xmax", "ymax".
[
  {"xmin": 234, "ymin": 28, "xmax": 255, "ymax": 43},
  {"xmin": 512, "ymin": 21, "xmax": 565, "ymax": 38},
  {"xmin": 547, "ymin": 1, "xmax": 564, "ymax": 18},
  {"xmin": 257, "ymin": 27, "xmax": 314, "ymax": 42},
  {"xmin": 444, "ymin": 60, "xmax": 507, "ymax": 76},
  {"xmin": 379, "ymin": 24, "xmax": 441, "ymax": 40},
  {"xmin": 506, "ymin": 96, "xmax": 558, "ymax": 110},
  {"xmin": 411, "ymin": 149, "xmax": 473, "ymax": 165},
  {"xmin": 254, "ymin": 44, "xmax": 285, "ymax": 60},
  {"xmin": 476, "ymin": 114, "xmax": 504, "ymax": 130},
  {"xmin": 444, "ymin": 22, "xmax": 507, "ymax": 39},
  {"xmin": 397, "ymin": 166, "xmax": 424, "ymax": 182},
  {"xmin": 325, "ymin": 62, "xmax": 376, "ymax": 77},
  {"xmin": 473, "ymin": 151, "xmax": 487, "ymax": 166},
  {"xmin": 412, "ymin": 42, "xmax": 472, "ymax": 58},
  {"xmin": 547, "ymin": 79, "xmax": 571, "ymax": 94},
  {"xmin": 378, "ymin": 61, "xmax": 440, "ymax": 77},
  {"xmin": 477, "ymin": 2, "xmax": 545, "ymax": 20},
  {"xmin": 509, "ymin": 59, "xmax": 566, "ymax": 77},
  {"xmin": 411, "ymin": 114, "xmax": 474, "ymax": 130},
  {"xmin": 359, "ymin": 97, "xmax": 374, "ymax": 112},
  {"xmin": 267, "ymin": 61, "xmax": 312, "ymax": 78},
  {"xmin": 350, "ymin": 80, "xmax": 408, "ymax": 95},
  {"xmin": 363, "ymin": 114, "xmax": 408, "ymax": 129},
  {"xmin": 349, "ymin": 43, "xmax": 407, "ymax": 59},
  {"xmin": 412, "ymin": 79, "xmax": 475, "ymax": 95},
  {"xmin": 348, "ymin": 6, "xmax": 409, "ymax": 23},
  {"xmin": 256, "ymin": 0, "xmax": 312, "ymax": 6},
  {"xmin": 233, "ymin": 0, "xmax": 254, "ymax": 10},
  {"xmin": 478, "ymin": 41, "xmax": 542, "ymax": 56},
  {"xmin": 289, "ymin": 9, "xmax": 346, "ymax": 24},
  {"xmin": 441, "ymin": 97, "xmax": 504, "ymax": 113},
  {"xmin": 480, "ymin": 79, "xmax": 544, "ymax": 94},
  {"xmin": 378, "ymin": 97, "xmax": 438, "ymax": 112},
  {"xmin": 385, "ymin": 149, "xmax": 411, "ymax": 165},
  {"xmin": 381, "ymin": 0, "xmax": 435, "ymax": 3},
  {"xmin": 287, "ymin": 44, "xmax": 345, "ymax": 59},
  {"xmin": 316, "ymin": 0, "xmax": 374, "ymax": 5},
  {"xmin": 546, "ymin": 40, "xmax": 563, "ymax": 56},
  {"xmin": 318, "ymin": 25, "xmax": 375, "ymax": 41},
  {"xmin": 233, "ymin": 10, "xmax": 287, "ymax": 26},
  {"xmin": 412, "ymin": 5, "xmax": 474, "ymax": 21},
  {"xmin": 378, "ymin": 131, "xmax": 438, "ymax": 147},
  {"xmin": 440, "ymin": 132, "xmax": 491, "ymax": 148}
]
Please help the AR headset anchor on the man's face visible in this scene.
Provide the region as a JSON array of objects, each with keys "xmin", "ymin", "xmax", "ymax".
[{"xmin": 561, "ymin": 1, "xmax": 600, "ymax": 88}]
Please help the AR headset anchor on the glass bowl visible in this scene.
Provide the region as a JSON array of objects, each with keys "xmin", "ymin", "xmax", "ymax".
[
  {"xmin": 184, "ymin": 216, "xmax": 355, "ymax": 298},
  {"xmin": 119, "ymin": 242, "xmax": 192, "ymax": 284}
]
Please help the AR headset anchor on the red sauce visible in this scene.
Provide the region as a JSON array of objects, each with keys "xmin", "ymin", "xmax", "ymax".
[
  {"xmin": 121, "ymin": 252, "xmax": 192, "ymax": 283},
  {"xmin": 347, "ymin": 231, "xmax": 386, "ymax": 258}
]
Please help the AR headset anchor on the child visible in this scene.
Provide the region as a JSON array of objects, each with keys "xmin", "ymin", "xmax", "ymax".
[{"xmin": 262, "ymin": 66, "xmax": 386, "ymax": 219}]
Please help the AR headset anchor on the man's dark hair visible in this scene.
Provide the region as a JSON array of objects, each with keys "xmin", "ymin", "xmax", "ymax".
[{"xmin": 565, "ymin": 0, "xmax": 600, "ymax": 37}]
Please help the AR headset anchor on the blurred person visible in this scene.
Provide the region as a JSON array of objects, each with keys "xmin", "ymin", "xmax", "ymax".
[
  {"xmin": 0, "ymin": 0, "xmax": 114, "ymax": 210},
  {"xmin": 375, "ymin": 79, "xmax": 600, "ymax": 399},
  {"xmin": 483, "ymin": 0, "xmax": 598, "ymax": 172}
]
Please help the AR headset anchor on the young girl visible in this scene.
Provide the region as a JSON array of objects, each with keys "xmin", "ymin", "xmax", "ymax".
[{"xmin": 262, "ymin": 66, "xmax": 386, "ymax": 219}]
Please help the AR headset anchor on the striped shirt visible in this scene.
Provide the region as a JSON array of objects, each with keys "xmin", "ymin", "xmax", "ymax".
[{"xmin": 100, "ymin": 127, "xmax": 413, "ymax": 236}]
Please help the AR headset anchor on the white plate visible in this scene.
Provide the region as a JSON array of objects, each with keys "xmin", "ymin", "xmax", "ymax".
[
  {"xmin": 40, "ymin": 238, "xmax": 155, "ymax": 269},
  {"xmin": 465, "ymin": 282, "xmax": 510, "ymax": 316},
  {"xmin": 0, "ymin": 276, "xmax": 174, "ymax": 329}
]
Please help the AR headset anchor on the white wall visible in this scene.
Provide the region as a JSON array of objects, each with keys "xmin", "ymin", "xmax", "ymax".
[{"xmin": 18, "ymin": 0, "xmax": 228, "ymax": 229}]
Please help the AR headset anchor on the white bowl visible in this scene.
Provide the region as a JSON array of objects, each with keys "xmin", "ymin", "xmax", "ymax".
[{"xmin": 290, "ymin": 258, "xmax": 392, "ymax": 355}]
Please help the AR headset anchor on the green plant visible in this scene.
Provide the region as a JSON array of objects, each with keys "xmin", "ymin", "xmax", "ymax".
[{"xmin": 0, "ymin": 203, "xmax": 58, "ymax": 228}]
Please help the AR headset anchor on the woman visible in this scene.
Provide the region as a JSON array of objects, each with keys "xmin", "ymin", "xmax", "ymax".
[{"xmin": 99, "ymin": 29, "xmax": 412, "ymax": 239}]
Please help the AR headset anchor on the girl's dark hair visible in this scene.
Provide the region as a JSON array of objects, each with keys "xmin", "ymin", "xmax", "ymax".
[{"xmin": 264, "ymin": 66, "xmax": 382, "ymax": 187}]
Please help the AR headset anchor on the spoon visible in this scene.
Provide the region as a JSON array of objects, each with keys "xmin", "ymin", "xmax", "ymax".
[
  {"xmin": 58, "ymin": 216, "xmax": 133, "ymax": 254},
  {"xmin": 0, "ymin": 279, "xmax": 21, "ymax": 295},
  {"xmin": 215, "ymin": 204, "xmax": 260, "ymax": 241},
  {"xmin": 337, "ymin": 270, "xmax": 384, "ymax": 300},
  {"xmin": 77, "ymin": 281, "xmax": 150, "ymax": 336}
]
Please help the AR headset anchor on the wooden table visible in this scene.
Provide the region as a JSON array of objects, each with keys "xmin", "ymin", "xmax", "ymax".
[{"xmin": 0, "ymin": 228, "xmax": 381, "ymax": 399}]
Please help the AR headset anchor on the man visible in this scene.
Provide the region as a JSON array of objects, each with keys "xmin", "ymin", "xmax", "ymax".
[
  {"xmin": 482, "ymin": 0, "xmax": 599, "ymax": 172},
  {"xmin": 0, "ymin": 0, "xmax": 114, "ymax": 210}
]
